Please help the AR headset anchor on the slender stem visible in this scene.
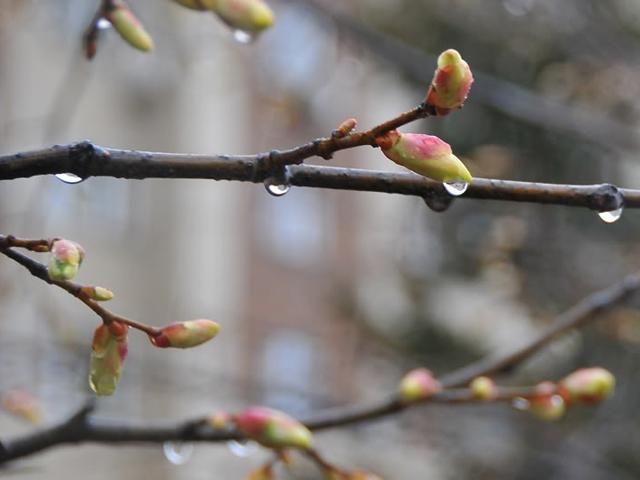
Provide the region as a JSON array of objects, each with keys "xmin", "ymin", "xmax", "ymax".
[{"xmin": 0, "ymin": 235, "xmax": 160, "ymax": 337}]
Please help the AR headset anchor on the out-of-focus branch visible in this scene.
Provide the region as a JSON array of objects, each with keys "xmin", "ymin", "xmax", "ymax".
[
  {"xmin": 1, "ymin": 273, "xmax": 636, "ymax": 463},
  {"xmin": 0, "ymin": 140, "xmax": 638, "ymax": 212}
]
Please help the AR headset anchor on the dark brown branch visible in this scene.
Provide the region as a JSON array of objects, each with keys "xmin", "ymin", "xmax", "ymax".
[
  {"xmin": 0, "ymin": 236, "xmax": 160, "ymax": 337},
  {"xmin": 0, "ymin": 141, "xmax": 637, "ymax": 212},
  {"xmin": 1, "ymin": 274, "xmax": 636, "ymax": 463}
]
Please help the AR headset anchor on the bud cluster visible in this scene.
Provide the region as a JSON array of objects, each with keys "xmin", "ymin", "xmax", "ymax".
[
  {"xmin": 89, "ymin": 321, "xmax": 129, "ymax": 396},
  {"xmin": 47, "ymin": 239, "xmax": 85, "ymax": 281}
]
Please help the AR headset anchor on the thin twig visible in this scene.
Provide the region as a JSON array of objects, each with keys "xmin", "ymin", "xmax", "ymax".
[
  {"xmin": 0, "ymin": 236, "xmax": 160, "ymax": 337},
  {"xmin": 0, "ymin": 274, "xmax": 636, "ymax": 463}
]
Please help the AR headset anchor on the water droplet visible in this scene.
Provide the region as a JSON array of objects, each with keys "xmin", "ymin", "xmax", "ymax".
[
  {"xmin": 226, "ymin": 440, "xmax": 257, "ymax": 457},
  {"xmin": 598, "ymin": 207, "xmax": 623, "ymax": 224},
  {"xmin": 264, "ymin": 176, "xmax": 291, "ymax": 197},
  {"xmin": 443, "ymin": 181, "xmax": 468, "ymax": 196},
  {"xmin": 550, "ymin": 394, "xmax": 564, "ymax": 407},
  {"xmin": 163, "ymin": 442, "xmax": 194, "ymax": 465},
  {"xmin": 96, "ymin": 18, "xmax": 112, "ymax": 30},
  {"xmin": 511, "ymin": 397, "xmax": 530, "ymax": 411},
  {"xmin": 423, "ymin": 193, "xmax": 454, "ymax": 212},
  {"xmin": 233, "ymin": 29, "xmax": 255, "ymax": 44},
  {"xmin": 55, "ymin": 173, "xmax": 85, "ymax": 184}
]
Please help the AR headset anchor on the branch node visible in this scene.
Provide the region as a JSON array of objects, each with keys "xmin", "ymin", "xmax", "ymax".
[{"xmin": 587, "ymin": 184, "xmax": 624, "ymax": 212}]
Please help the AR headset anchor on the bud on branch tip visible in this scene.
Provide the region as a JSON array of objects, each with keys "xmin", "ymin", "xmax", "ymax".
[
  {"xmin": 376, "ymin": 130, "xmax": 472, "ymax": 184},
  {"xmin": 398, "ymin": 368, "xmax": 441, "ymax": 403},
  {"xmin": 150, "ymin": 319, "xmax": 220, "ymax": 348},
  {"xmin": 234, "ymin": 406, "xmax": 312, "ymax": 450},
  {"xmin": 213, "ymin": 0, "xmax": 275, "ymax": 33},
  {"xmin": 107, "ymin": 0, "xmax": 154, "ymax": 52},
  {"xmin": 47, "ymin": 239, "xmax": 84, "ymax": 281},
  {"xmin": 425, "ymin": 48, "xmax": 473, "ymax": 115},
  {"xmin": 559, "ymin": 367, "xmax": 615, "ymax": 405}
]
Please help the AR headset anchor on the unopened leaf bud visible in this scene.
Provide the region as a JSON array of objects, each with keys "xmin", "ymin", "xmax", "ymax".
[
  {"xmin": 425, "ymin": 49, "xmax": 473, "ymax": 115},
  {"xmin": 470, "ymin": 376, "xmax": 497, "ymax": 400},
  {"xmin": 376, "ymin": 130, "xmax": 472, "ymax": 184},
  {"xmin": 528, "ymin": 394, "xmax": 566, "ymax": 422},
  {"xmin": 247, "ymin": 465, "xmax": 274, "ymax": 480},
  {"xmin": 172, "ymin": 0, "xmax": 218, "ymax": 10},
  {"xmin": 1, "ymin": 390, "xmax": 43, "ymax": 424},
  {"xmin": 89, "ymin": 322, "xmax": 128, "ymax": 396},
  {"xmin": 398, "ymin": 368, "xmax": 442, "ymax": 403},
  {"xmin": 150, "ymin": 319, "xmax": 220, "ymax": 348},
  {"xmin": 214, "ymin": 0, "xmax": 275, "ymax": 33},
  {"xmin": 559, "ymin": 367, "xmax": 615, "ymax": 405},
  {"xmin": 234, "ymin": 406, "xmax": 312, "ymax": 450},
  {"xmin": 208, "ymin": 410, "xmax": 231, "ymax": 430},
  {"xmin": 332, "ymin": 118, "xmax": 358, "ymax": 138},
  {"xmin": 81, "ymin": 286, "xmax": 114, "ymax": 302},
  {"xmin": 47, "ymin": 239, "xmax": 84, "ymax": 281},
  {"xmin": 107, "ymin": 0, "xmax": 154, "ymax": 52}
]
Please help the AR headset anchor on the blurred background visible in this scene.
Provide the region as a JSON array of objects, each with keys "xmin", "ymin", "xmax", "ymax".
[{"xmin": 1, "ymin": 0, "xmax": 640, "ymax": 478}]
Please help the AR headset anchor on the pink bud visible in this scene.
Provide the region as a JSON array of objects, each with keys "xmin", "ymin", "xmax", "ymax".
[
  {"xmin": 89, "ymin": 322, "xmax": 129, "ymax": 396},
  {"xmin": 234, "ymin": 406, "xmax": 313, "ymax": 450},
  {"xmin": 559, "ymin": 367, "xmax": 615, "ymax": 405},
  {"xmin": 425, "ymin": 49, "xmax": 473, "ymax": 115},
  {"xmin": 47, "ymin": 239, "xmax": 84, "ymax": 281},
  {"xmin": 398, "ymin": 368, "xmax": 442, "ymax": 403},
  {"xmin": 377, "ymin": 130, "xmax": 472, "ymax": 184},
  {"xmin": 150, "ymin": 319, "xmax": 220, "ymax": 348},
  {"xmin": 1, "ymin": 390, "xmax": 43, "ymax": 424},
  {"xmin": 469, "ymin": 376, "xmax": 497, "ymax": 400}
]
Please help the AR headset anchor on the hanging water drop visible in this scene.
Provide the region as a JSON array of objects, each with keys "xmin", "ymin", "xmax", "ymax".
[
  {"xmin": 96, "ymin": 18, "xmax": 112, "ymax": 30},
  {"xmin": 162, "ymin": 441, "xmax": 194, "ymax": 465},
  {"xmin": 226, "ymin": 439, "xmax": 257, "ymax": 457},
  {"xmin": 597, "ymin": 207, "xmax": 623, "ymax": 224},
  {"xmin": 55, "ymin": 173, "xmax": 85, "ymax": 184},
  {"xmin": 511, "ymin": 397, "xmax": 530, "ymax": 411},
  {"xmin": 264, "ymin": 174, "xmax": 291, "ymax": 197},
  {"xmin": 443, "ymin": 181, "xmax": 468, "ymax": 196},
  {"xmin": 232, "ymin": 29, "xmax": 255, "ymax": 44}
]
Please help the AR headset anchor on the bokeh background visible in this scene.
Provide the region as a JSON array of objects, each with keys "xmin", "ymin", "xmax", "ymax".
[{"xmin": 1, "ymin": 0, "xmax": 640, "ymax": 478}]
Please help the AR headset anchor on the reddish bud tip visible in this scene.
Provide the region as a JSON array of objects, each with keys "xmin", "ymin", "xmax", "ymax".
[
  {"xmin": 150, "ymin": 319, "xmax": 220, "ymax": 349},
  {"xmin": 528, "ymin": 393, "xmax": 566, "ymax": 422},
  {"xmin": 398, "ymin": 368, "xmax": 442, "ymax": 403},
  {"xmin": 208, "ymin": 410, "xmax": 231, "ymax": 430},
  {"xmin": 234, "ymin": 406, "xmax": 312, "ymax": 450},
  {"xmin": 425, "ymin": 48, "xmax": 473, "ymax": 115},
  {"xmin": 559, "ymin": 367, "xmax": 615, "ymax": 405}
]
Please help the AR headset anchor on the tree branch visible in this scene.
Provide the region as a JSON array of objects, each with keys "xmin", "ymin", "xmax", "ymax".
[
  {"xmin": 1, "ymin": 272, "xmax": 636, "ymax": 463},
  {"xmin": 0, "ymin": 140, "xmax": 637, "ymax": 212}
]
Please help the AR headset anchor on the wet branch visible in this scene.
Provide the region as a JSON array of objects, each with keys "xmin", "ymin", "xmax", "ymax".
[{"xmin": 1, "ymin": 272, "xmax": 637, "ymax": 464}]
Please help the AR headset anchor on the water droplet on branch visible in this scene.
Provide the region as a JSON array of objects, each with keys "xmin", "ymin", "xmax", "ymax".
[
  {"xmin": 232, "ymin": 30, "xmax": 255, "ymax": 44},
  {"xmin": 597, "ymin": 207, "xmax": 623, "ymax": 224},
  {"xmin": 226, "ymin": 439, "xmax": 257, "ymax": 457},
  {"xmin": 443, "ymin": 181, "xmax": 468, "ymax": 196},
  {"xmin": 97, "ymin": 18, "xmax": 112, "ymax": 30},
  {"xmin": 55, "ymin": 173, "xmax": 85, "ymax": 184},
  {"xmin": 264, "ymin": 167, "xmax": 291, "ymax": 197},
  {"xmin": 162, "ymin": 442, "xmax": 194, "ymax": 465},
  {"xmin": 511, "ymin": 397, "xmax": 530, "ymax": 411}
]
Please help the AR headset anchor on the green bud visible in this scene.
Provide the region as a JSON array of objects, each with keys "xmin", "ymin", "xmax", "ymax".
[
  {"xmin": 107, "ymin": 0, "xmax": 154, "ymax": 52},
  {"xmin": 89, "ymin": 322, "xmax": 129, "ymax": 396}
]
